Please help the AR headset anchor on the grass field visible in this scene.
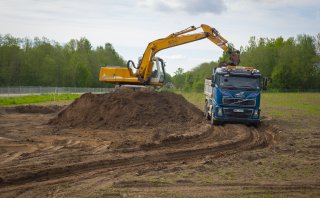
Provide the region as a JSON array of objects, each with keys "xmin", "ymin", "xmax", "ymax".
[
  {"xmin": 177, "ymin": 91, "xmax": 320, "ymax": 118},
  {"xmin": 0, "ymin": 94, "xmax": 81, "ymax": 106}
]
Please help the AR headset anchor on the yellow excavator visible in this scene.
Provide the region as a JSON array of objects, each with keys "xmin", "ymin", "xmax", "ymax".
[{"xmin": 99, "ymin": 24, "xmax": 240, "ymax": 86}]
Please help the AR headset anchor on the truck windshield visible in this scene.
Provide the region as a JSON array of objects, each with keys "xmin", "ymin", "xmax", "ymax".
[{"xmin": 219, "ymin": 75, "xmax": 260, "ymax": 91}]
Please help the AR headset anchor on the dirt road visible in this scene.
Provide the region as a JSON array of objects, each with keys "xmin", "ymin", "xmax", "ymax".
[{"xmin": 0, "ymin": 92, "xmax": 319, "ymax": 197}]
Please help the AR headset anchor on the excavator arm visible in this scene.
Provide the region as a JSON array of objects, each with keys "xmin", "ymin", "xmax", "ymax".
[{"xmin": 99, "ymin": 24, "xmax": 240, "ymax": 86}]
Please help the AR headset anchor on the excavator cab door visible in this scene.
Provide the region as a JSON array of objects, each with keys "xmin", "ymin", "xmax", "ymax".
[{"xmin": 150, "ymin": 57, "xmax": 165, "ymax": 83}]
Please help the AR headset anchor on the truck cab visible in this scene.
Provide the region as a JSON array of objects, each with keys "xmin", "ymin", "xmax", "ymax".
[{"xmin": 204, "ymin": 66, "xmax": 267, "ymax": 126}]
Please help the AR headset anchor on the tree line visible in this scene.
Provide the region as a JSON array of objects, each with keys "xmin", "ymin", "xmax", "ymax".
[
  {"xmin": 0, "ymin": 34, "xmax": 126, "ymax": 87},
  {"xmin": 1, "ymin": 33, "xmax": 319, "ymax": 90},
  {"xmin": 171, "ymin": 34, "xmax": 320, "ymax": 91}
]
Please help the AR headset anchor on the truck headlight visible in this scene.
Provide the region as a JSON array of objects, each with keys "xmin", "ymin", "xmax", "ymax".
[
  {"xmin": 253, "ymin": 110, "xmax": 259, "ymax": 118},
  {"xmin": 218, "ymin": 107, "xmax": 223, "ymax": 117}
]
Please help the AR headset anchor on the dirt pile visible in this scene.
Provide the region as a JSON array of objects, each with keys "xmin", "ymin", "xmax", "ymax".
[{"xmin": 49, "ymin": 91, "xmax": 204, "ymax": 129}]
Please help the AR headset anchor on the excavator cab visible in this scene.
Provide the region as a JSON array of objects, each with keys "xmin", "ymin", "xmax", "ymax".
[{"xmin": 150, "ymin": 57, "xmax": 165, "ymax": 84}]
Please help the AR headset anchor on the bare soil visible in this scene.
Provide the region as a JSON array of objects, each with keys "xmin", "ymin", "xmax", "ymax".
[
  {"xmin": 49, "ymin": 91, "xmax": 203, "ymax": 130},
  {"xmin": 0, "ymin": 92, "xmax": 319, "ymax": 197},
  {"xmin": 3, "ymin": 105, "xmax": 63, "ymax": 114}
]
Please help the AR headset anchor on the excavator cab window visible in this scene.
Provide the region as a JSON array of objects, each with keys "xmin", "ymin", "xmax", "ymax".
[
  {"xmin": 152, "ymin": 65, "xmax": 158, "ymax": 78},
  {"xmin": 150, "ymin": 57, "xmax": 165, "ymax": 83},
  {"xmin": 158, "ymin": 59, "xmax": 165, "ymax": 83}
]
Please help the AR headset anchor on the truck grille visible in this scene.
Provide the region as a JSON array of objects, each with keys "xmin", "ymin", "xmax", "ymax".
[
  {"xmin": 223, "ymin": 98, "xmax": 255, "ymax": 107},
  {"xmin": 224, "ymin": 109, "xmax": 253, "ymax": 119}
]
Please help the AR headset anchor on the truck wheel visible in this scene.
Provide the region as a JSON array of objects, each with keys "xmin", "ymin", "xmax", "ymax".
[
  {"xmin": 210, "ymin": 111, "xmax": 219, "ymax": 125},
  {"xmin": 204, "ymin": 101, "xmax": 210, "ymax": 120},
  {"xmin": 210, "ymin": 110, "xmax": 222, "ymax": 126},
  {"xmin": 252, "ymin": 121, "xmax": 260, "ymax": 128}
]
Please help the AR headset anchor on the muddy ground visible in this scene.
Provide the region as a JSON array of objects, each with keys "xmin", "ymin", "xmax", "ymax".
[{"xmin": 0, "ymin": 92, "xmax": 319, "ymax": 197}]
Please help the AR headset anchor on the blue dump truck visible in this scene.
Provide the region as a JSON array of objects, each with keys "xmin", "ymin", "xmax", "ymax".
[{"xmin": 204, "ymin": 66, "xmax": 267, "ymax": 126}]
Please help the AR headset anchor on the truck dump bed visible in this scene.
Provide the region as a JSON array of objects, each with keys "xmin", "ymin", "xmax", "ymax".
[{"xmin": 204, "ymin": 79, "xmax": 212, "ymax": 98}]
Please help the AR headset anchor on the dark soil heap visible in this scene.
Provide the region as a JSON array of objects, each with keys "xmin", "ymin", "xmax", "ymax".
[
  {"xmin": 49, "ymin": 91, "xmax": 203, "ymax": 129},
  {"xmin": 4, "ymin": 105, "xmax": 62, "ymax": 114}
]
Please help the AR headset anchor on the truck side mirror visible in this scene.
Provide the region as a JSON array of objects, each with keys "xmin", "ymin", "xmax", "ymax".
[
  {"xmin": 211, "ymin": 75, "xmax": 215, "ymax": 87},
  {"xmin": 262, "ymin": 77, "xmax": 268, "ymax": 91}
]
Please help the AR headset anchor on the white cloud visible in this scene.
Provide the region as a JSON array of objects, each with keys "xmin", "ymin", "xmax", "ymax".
[{"xmin": 138, "ymin": 0, "xmax": 227, "ymax": 15}]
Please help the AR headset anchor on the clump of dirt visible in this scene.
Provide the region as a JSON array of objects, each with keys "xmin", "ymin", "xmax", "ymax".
[
  {"xmin": 49, "ymin": 91, "xmax": 203, "ymax": 130},
  {"xmin": 4, "ymin": 105, "xmax": 62, "ymax": 114}
]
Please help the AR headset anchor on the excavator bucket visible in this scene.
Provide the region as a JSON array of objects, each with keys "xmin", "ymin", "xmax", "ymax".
[{"xmin": 229, "ymin": 51, "xmax": 240, "ymax": 66}]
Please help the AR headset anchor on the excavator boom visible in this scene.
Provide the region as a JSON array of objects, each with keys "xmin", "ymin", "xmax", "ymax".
[{"xmin": 99, "ymin": 24, "xmax": 240, "ymax": 86}]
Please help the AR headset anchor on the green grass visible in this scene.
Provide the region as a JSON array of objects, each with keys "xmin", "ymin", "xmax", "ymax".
[
  {"xmin": 175, "ymin": 91, "xmax": 320, "ymax": 118},
  {"xmin": 261, "ymin": 92, "xmax": 320, "ymax": 117},
  {"xmin": 173, "ymin": 91, "xmax": 204, "ymax": 109},
  {"xmin": 0, "ymin": 93, "xmax": 81, "ymax": 106}
]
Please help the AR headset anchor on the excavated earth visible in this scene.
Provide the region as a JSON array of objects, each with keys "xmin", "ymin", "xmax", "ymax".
[
  {"xmin": 49, "ymin": 91, "xmax": 204, "ymax": 130},
  {"xmin": 0, "ymin": 91, "xmax": 319, "ymax": 197}
]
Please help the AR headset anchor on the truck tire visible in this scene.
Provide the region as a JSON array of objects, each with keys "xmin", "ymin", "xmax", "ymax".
[
  {"xmin": 204, "ymin": 100, "xmax": 211, "ymax": 120},
  {"xmin": 210, "ymin": 111, "xmax": 220, "ymax": 125},
  {"xmin": 252, "ymin": 121, "xmax": 260, "ymax": 128}
]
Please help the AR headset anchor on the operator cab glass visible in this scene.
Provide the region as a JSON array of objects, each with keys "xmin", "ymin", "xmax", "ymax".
[
  {"xmin": 150, "ymin": 57, "xmax": 165, "ymax": 83},
  {"xmin": 158, "ymin": 59, "xmax": 165, "ymax": 83},
  {"xmin": 151, "ymin": 65, "xmax": 158, "ymax": 78}
]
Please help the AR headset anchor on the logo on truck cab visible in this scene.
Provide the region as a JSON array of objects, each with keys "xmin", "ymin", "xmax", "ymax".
[{"xmin": 235, "ymin": 92, "xmax": 245, "ymax": 98}]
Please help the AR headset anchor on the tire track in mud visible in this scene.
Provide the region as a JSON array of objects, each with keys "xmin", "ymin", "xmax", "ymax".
[
  {"xmin": 112, "ymin": 180, "xmax": 320, "ymax": 195},
  {"xmin": 113, "ymin": 180, "xmax": 320, "ymax": 190},
  {"xmin": 0, "ymin": 122, "xmax": 276, "ymax": 188}
]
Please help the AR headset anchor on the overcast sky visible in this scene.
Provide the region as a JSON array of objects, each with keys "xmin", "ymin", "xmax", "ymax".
[{"xmin": 1, "ymin": 0, "xmax": 319, "ymax": 75}]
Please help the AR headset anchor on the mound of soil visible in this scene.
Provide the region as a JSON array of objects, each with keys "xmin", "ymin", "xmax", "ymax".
[
  {"xmin": 3, "ymin": 105, "xmax": 62, "ymax": 114},
  {"xmin": 49, "ymin": 91, "xmax": 203, "ymax": 129}
]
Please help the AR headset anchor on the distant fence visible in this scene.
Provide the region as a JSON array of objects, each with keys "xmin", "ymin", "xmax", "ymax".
[{"xmin": 0, "ymin": 86, "xmax": 114, "ymax": 97}]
